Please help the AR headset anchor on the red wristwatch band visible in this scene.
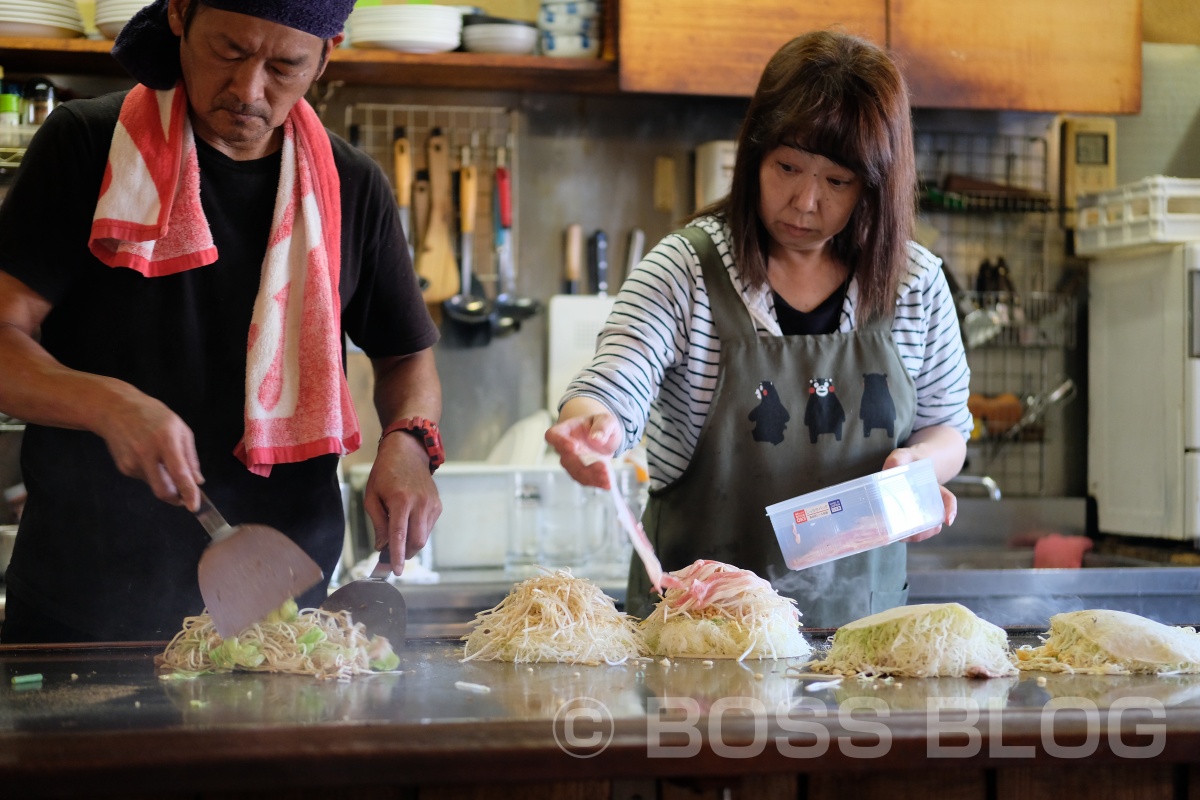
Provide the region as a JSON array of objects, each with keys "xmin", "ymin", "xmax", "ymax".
[{"xmin": 379, "ymin": 417, "xmax": 445, "ymax": 473}]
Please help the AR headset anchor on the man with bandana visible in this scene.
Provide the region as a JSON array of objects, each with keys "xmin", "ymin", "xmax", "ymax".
[{"xmin": 0, "ymin": 0, "xmax": 443, "ymax": 642}]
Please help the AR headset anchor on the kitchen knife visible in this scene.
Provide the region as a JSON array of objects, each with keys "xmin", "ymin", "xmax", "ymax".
[
  {"xmin": 458, "ymin": 145, "xmax": 478, "ymax": 306},
  {"xmin": 320, "ymin": 544, "xmax": 407, "ymax": 648},
  {"xmin": 393, "ymin": 126, "xmax": 413, "ymax": 260},
  {"xmin": 588, "ymin": 229, "xmax": 609, "ymax": 295},
  {"xmin": 195, "ymin": 491, "xmax": 323, "ymax": 639},
  {"xmin": 563, "ymin": 223, "xmax": 583, "ymax": 295},
  {"xmin": 623, "ymin": 227, "xmax": 645, "ymax": 287}
]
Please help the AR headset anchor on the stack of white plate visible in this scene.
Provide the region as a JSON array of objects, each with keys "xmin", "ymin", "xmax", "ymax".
[
  {"xmin": 94, "ymin": 0, "xmax": 146, "ymax": 40},
  {"xmin": 537, "ymin": 1, "xmax": 601, "ymax": 58},
  {"xmin": 347, "ymin": 5, "xmax": 462, "ymax": 54},
  {"xmin": 0, "ymin": 0, "xmax": 85, "ymax": 39}
]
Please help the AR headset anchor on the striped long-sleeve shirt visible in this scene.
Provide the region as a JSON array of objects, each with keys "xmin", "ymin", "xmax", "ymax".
[{"xmin": 561, "ymin": 216, "xmax": 973, "ymax": 491}]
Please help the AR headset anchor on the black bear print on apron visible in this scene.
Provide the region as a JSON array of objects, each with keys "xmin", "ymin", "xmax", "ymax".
[
  {"xmin": 804, "ymin": 377, "xmax": 845, "ymax": 443},
  {"xmin": 748, "ymin": 380, "xmax": 790, "ymax": 445}
]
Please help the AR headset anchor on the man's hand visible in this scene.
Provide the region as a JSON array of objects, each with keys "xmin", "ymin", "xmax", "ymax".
[
  {"xmin": 95, "ymin": 391, "xmax": 204, "ymax": 511},
  {"xmin": 363, "ymin": 431, "xmax": 442, "ymax": 575}
]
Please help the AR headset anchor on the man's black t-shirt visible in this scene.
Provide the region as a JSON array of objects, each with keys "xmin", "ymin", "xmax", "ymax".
[{"xmin": 0, "ymin": 92, "xmax": 439, "ymax": 640}]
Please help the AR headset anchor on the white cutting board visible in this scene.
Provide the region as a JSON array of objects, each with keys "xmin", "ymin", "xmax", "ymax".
[{"xmin": 546, "ymin": 293, "xmax": 616, "ymax": 412}]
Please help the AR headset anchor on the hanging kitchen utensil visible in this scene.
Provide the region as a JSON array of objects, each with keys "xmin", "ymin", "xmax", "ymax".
[
  {"xmin": 393, "ymin": 126, "xmax": 413, "ymax": 261},
  {"xmin": 415, "ymin": 128, "xmax": 458, "ymax": 305},
  {"xmin": 588, "ymin": 229, "xmax": 609, "ymax": 295},
  {"xmin": 195, "ymin": 491, "xmax": 324, "ymax": 639},
  {"xmin": 320, "ymin": 544, "xmax": 407, "ymax": 648},
  {"xmin": 621, "ymin": 227, "xmax": 645, "ymax": 289},
  {"xmin": 412, "ymin": 170, "xmax": 430, "ymax": 258},
  {"xmin": 546, "ymin": 223, "xmax": 616, "ymax": 410},
  {"xmin": 443, "ymin": 144, "xmax": 491, "ymax": 326},
  {"xmin": 493, "ymin": 144, "xmax": 540, "ymax": 321}
]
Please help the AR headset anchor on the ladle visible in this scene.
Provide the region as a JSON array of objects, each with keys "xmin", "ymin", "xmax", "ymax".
[
  {"xmin": 492, "ymin": 151, "xmax": 540, "ymax": 320},
  {"xmin": 443, "ymin": 148, "xmax": 492, "ymax": 324}
]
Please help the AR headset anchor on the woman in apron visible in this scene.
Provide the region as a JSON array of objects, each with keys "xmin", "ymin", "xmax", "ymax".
[{"xmin": 546, "ymin": 30, "xmax": 972, "ymax": 630}]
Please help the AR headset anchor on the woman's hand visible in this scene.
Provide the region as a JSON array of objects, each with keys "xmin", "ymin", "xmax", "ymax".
[
  {"xmin": 883, "ymin": 445, "xmax": 958, "ymax": 544},
  {"xmin": 544, "ymin": 399, "xmax": 623, "ymax": 489}
]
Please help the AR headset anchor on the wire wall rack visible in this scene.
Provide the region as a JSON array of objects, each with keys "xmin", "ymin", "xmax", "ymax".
[
  {"xmin": 343, "ymin": 103, "xmax": 520, "ymax": 291},
  {"xmin": 915, "ymin": 131, "xmax": 1077, "ymax": 497}
]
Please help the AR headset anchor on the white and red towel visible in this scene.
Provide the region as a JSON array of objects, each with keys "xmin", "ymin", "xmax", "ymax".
[{"xmin": 90, "ymin": 84, "xmax": 361, "ymax": 476}]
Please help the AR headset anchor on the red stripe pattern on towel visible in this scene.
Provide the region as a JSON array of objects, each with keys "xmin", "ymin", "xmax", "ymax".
[{"xmin": 88, "ymin": 83, "xmax": 361, "ymax": 477}]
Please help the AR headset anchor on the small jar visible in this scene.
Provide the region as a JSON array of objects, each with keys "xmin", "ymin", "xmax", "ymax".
[{"xmin": 22, "ymin": 78, "xmax": 55, "ymax": 126}]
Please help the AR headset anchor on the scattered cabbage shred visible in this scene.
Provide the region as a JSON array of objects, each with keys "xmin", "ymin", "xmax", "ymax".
[
  {"xmin": 640, "ymin": 560, "xmax": 811, "ymax": 661},
  {"xmin": 156, "ymin": 600, "xmax": 400, "ymax": 681},
  {"xmin": 810, "ymin": 602, "xmax": 1017, "ymax": 678},
  {"xmin": 461, "ymin": 568, "xmax": 644, "ymax": 664},
  {"xmin": 1014, "ymin": 610, "xmax": 1200, "ymax": 675}
]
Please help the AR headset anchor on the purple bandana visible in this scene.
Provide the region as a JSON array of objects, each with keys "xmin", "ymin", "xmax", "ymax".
[{"xmin": 113, "ymin": 0, "xmax": 355, "ymax": 90}]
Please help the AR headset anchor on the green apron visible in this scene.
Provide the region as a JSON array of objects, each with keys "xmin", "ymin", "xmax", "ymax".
[{"xmin": 626, "ymin": 226, "xmax": 917, "ymax": 629}]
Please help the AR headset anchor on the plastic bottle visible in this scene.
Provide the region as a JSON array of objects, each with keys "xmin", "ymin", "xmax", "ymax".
[{"xmin": 0, "ymin": 93, "xmax": 20, "ymax": 148}]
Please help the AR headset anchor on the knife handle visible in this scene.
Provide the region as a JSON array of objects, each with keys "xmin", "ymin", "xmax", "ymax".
[
  {"xmin": 589, "ymin": 230, "xmax": 609, "ymax": 295},
  {"xmin": 460, "ymin": 164, "xmax": 477, "ymax": 236},
  {"xmin": 495, "ymin": 165, "xmax": 512, "ymax": 229},
  {"xmin": 393, "ymin": 128, "xmax": 411, "ymax": 211},
  {"xmin": 564, "ymin": 224, "xmax": 583, "ymax": 294}
]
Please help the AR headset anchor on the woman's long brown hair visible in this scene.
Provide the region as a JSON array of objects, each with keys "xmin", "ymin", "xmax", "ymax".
[{"xmin": 696, "ymin": 30, "xmax": 917, "ymax": 324}]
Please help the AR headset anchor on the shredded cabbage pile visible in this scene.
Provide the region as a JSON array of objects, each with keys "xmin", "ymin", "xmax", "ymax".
[
  {"xmin": 639, "ymin": 560, "xmax": 811, "ymax": 661},
  {"xmin": 1014, "ymin": 610, "xmax": 1200, "ymax": 674},
  {"xmin": 461, "ymin": 568, "xmax": 644, "ymax": 664},
  {"xmin": 810, "ymin": 602, "xmax": 1017, "ymax": 678},
  {"xmin": 156, "ymin": 600, "xmax": 400, "ymax": 681}
]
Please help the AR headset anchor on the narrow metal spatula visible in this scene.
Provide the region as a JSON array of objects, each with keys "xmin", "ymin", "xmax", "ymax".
[
  {"xmin": 195, "ymin": 491, "xmax": 324, "ymax": 639},
  {"xmin": 321, "ymin": 545, "xmax": 407, "ymax": 648}
]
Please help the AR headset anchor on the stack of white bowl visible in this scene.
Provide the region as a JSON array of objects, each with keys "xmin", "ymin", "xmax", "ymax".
[
  {"xmin": 461, "ymin": 16, "xmax": 538, "ymax": 56},
  {"xmin": 537, "ymin": 1, "xmax": 601, "ymax": 58},
  {"xmin": 347, "ymin": 4, "xmax": 462, "ymax": 54},
  {"xmin": 94, "ymin": 0, "xmax": 147, "ymax": 40},
  {"xmin": 0, "ymin": 0, "xmax": 85, "ymax": 39}
]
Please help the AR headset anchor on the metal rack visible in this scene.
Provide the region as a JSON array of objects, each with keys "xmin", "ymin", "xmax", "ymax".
[
  {"xmin": 343, "ymin": 103, "xmax": 520, "ymax": 293},
  {"xmin": 915, "ymin": 131, "xmax": 1076, "ymax": 497}
]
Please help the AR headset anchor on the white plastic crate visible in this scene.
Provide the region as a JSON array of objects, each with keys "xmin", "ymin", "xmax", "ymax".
[{"xmin": 1076, "ymin": 176, "xmax": 1200, "ymax": 255}]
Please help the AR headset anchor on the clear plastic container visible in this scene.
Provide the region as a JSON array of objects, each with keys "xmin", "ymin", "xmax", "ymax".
[{"xmin": 765, "ymin": 459, "xmax": 943, "ymax": 571}]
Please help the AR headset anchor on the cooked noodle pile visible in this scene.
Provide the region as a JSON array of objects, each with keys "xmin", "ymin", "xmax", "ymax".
[
  {"xmin": 156, "ymin": 600, "xmax": 399, "ymax": 681},
  {"xmin": 640, "ymin": 560, "xmax": 811, "ymax": 661},
  {"xmin": 461, "ymin": 568, "xmax": 645, "ymax": 664}
]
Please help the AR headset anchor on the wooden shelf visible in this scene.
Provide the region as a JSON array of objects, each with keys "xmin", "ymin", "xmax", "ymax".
[{"xmin": 0, "ymin": 37, "xmax": 620, "ymax": 94}]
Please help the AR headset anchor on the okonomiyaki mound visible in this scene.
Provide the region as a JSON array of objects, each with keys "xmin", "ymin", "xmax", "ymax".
[
  {"xmin": 810, "ymin": 602, "xmax": 1017, "ymax": 678},
  {"xmin": 639, "ymin": 560, "xmax": 811, "ymax": 661},
  {"xmin": 1014, "ymin": 609, "xmax": 1200, "ymax": 675}
]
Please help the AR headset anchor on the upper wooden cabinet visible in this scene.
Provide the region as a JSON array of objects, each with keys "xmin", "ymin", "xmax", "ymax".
[
  {"xmin": 618, "ymin": 0, "xmax": 886, "ymax": 97},
  {"xmin": 617, "ymin": 0, "xmax": 1142, "ymax": 113},
  {"xmin": 890, "ymin": 0, "xmax": 1142, "ymax": 113}
]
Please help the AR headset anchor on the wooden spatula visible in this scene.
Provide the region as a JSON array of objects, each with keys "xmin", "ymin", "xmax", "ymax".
[
  {"xmin": 195, "ymin": 491, "xmax": 323, "ymax": 639},
  {"xmin": 415, "ymin": 128, "xmax": 459, "ymax": 304}
]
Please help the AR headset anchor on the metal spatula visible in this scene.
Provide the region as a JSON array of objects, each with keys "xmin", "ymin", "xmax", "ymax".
[
  {"xmin": 195, "ymin": 491, "xmax": 324, "ymax": 639},
  {"xmin": 321, "ymin": 545, "xmax": 407, "ymax": 647}
]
